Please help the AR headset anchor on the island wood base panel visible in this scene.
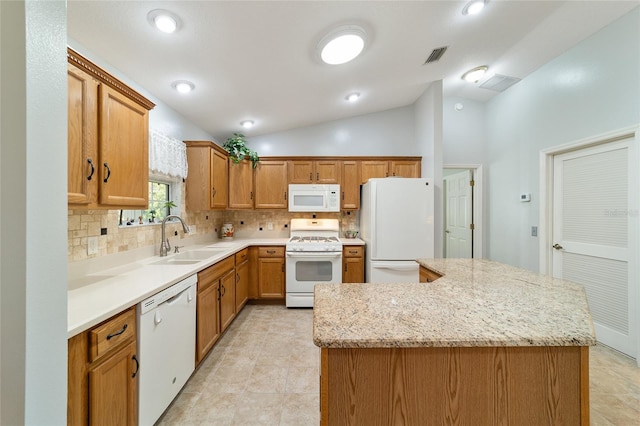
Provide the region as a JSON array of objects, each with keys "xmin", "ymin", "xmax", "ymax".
[{"xmin": 320, "ymin": 346, "xmax": 589, "ymax": 425}]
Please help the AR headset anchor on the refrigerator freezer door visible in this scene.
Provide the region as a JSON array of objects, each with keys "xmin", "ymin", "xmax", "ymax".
[
  {"xmin": 361, "ymin": 178, "xmax": 434, "ymax": 261},
  {"xmin": 367, "ymin": 260, "xmax": 419, "ymax": 283}
]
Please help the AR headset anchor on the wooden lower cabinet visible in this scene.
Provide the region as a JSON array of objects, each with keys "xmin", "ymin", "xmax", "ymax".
[
  {"xmin": 419, "ymin": 265, "xmax": 442, "ymax": 283},
  {"xmin": 320, "ymin": 346, "xmax": 589, "ymax": 425},
  {"xmin": 235, "ymin": 249, "xmax": 250, "ymax": 311},
  {"xmin": 219, "ymin": 269, "xmax": 236, "ymax": 332},
  {"xmin": 342, "ymin": 245, "xmax": 365, "ymax": 283},
  {"xmin": 196, "ymin": 256, "xmax": 235, "ymax": 364},
  {"xmin": 68, "ymin": 307, "xmax": 138, "ymax": 426},
  {"xmin": 257, "ymin": 247, "xmax": 285, "ymax": 298}
]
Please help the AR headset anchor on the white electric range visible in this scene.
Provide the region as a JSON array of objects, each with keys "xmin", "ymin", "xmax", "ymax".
[{"xmin": 285, "ymin": 218, "xmax": 342, "ymax": 307}]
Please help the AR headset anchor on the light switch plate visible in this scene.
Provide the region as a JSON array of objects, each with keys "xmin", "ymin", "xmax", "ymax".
[{"xmin": 87, "ymin": 236, "xmax": 98, "ymax": 255}]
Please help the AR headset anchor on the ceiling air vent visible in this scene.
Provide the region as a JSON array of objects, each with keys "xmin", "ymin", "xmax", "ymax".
[
  {"xmin": 479, "ymin": 74, "xmax": 521, "ymax": 92},
  {"xmin": 423, "ymin": 46, "xmax": 448, "ymax": 64}
]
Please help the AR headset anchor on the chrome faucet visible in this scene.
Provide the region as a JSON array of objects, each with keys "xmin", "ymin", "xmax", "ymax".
[{"xmin": 160, "ymin": 215, "xmax": 190, "ymax": 257}]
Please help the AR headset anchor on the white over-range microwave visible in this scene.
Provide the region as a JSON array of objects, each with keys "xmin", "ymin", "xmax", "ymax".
[{"xmin": 288, "ymin": 184, "xmax": 340, "ymax": 212}]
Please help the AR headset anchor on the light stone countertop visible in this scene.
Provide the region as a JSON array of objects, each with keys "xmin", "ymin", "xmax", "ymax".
[
  {"xmin": 68, "ymin": 238, "xmax": 288, "ymax": 338},
  {"xmin": 313, "ymin": 258, "xmax": 596, "ymax": 349}
]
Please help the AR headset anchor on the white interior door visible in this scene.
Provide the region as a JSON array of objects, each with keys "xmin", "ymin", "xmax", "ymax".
[
  {"xmin": 552, "ymin": 138, "xmax": 635, "ymax": 357},
  {"xmin": 444, "ymin": 169, "xmax": 473, "ymax": 258}
]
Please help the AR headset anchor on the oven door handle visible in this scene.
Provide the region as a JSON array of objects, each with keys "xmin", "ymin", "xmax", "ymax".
[{"xmin": 286, "ymin": 252, "xmax": 342, "ymax": 258}]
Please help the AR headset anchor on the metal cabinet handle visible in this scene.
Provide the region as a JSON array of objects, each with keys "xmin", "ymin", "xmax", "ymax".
[
  {"xmin": 250, "ymin": 191, "xmax": 253, "ymax": 200},
  {"xmin": 221, "ymin": 284, "xmax": 226, "ymax": 297},
  {"xmin": 212, "ymin": 187, "xmax": 217, "ymax": 197},
  {"xmin": 284, "ymin": 192, "xmax": 287, "ymax": 201},
  {"xmin": 103, "ymin": 162, "xmax": 111, "ymax": 183},
  {"xmin": 87, "ymin": 158, "xmax": 95, "ymax": 181},
  {"xmin": 267, "ymin": 250, "xmax": 276, "ymax": 254},
  {"xmin": 553, "ymin": 243, "xmax": 564, "ymax": 250},
  {"xmin": 342, "ymin": 192, "xmax": 345, "ymax": 201},
  {"xmin": 309, "ymin": 172, "xmax": 312, "ymax": 181},
  {"xmin": 316, "ymin": 172, "xmax": 319, "ymax": 181},
  {"xmin": 106, "ymin": 323, "xmax": 127, "ymax": 340},
  {"xmin": 132, "ymin": 355, "xmax": 139, "ymax": 378},
  {"xmin": 217, "ymin": 286, "xmax": 221, "ymax": 301}
]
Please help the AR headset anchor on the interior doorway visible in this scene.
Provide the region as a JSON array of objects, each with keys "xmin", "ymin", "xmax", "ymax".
[
  {"xmin": 443, "ymin": 165, "xmax": 483, "ymax": 258},
  {"xmin": 540, "ymin": 127, "xmax": 639, "ymax": 362}
]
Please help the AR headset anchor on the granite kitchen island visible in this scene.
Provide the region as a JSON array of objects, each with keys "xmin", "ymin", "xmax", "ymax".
[{"xmin": 313, "ymin": 259, "xmax": 596, "ymax": 425}]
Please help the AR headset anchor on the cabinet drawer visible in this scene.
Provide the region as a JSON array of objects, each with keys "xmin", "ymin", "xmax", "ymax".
[
  {"xmin": 343, "ymin": 246, "xmax": 364, "ymax": 257},
  {"xmin": 258, "ymin": 246, "xmax": 284, "ymax": 257},
  {"xmin": 89, "ymin": 307, "xmax": 136, "ymax": 362},
  {"xmin": 198, "ymin": 255, "xmax": 235, "ymax": 290},
  {"xmin": 235, "ymin": 248, "xmax": 249, "ymax": 264}
]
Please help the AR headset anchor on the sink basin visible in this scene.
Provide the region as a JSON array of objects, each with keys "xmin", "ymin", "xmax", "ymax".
[
  {"xmin": 150, "ymin": 258, "xmax": 203, "ymax": 266},
  {"xmin": 174, "ymin": 249, "xmax": 224, "ymax": 260}
]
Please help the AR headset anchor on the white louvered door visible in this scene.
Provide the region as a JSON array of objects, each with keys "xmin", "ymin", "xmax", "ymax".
[{"xmin": 552, "ymin": 138, "xmax": 634, "ymax": 356}]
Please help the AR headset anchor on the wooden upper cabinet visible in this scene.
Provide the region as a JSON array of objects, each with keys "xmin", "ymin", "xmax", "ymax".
[
  {"xmin": 341, "ymin": 160, "xmax": 360, "ymax": 210},
  {"xmin": 228, "ymin": 159, "xmax": 254, "ymax": 209},
  {"xmin": 99, "ymin": 85, "xmax": 149, "ymax": 207},
  {"xmin": 254, "ymin": 160, "xmax": 288, "ymax": 209},
  {"xmin": 361, "ymin": 158, "xmax": 422, "ymax": 184},
  {"xmin": 288, "ymin": 160, "xmax": 340, "ymax": 184},
  {"xmin": 390, "ymin": 160, "xmax": 421, "ymax": 178},
  {"xmin": 360, "ymin": 160, "xmax": 389, "ymax": 184},
  {"xmin": 184, "ymin": 141, "xmax": 228, "ymax": 211},
  {"xmin": 67, "ymin": 48, "xmax": 154, "ymax": 209},
  {"xmin": 68, "ymin": 65, "xmax": 98, "ymax": 205},
  {"xmin": 210, "ymin": 148, "xmax": 228, "ymax": 209}
]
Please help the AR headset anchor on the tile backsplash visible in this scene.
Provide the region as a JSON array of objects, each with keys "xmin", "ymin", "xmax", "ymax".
[{"xmin": 68, "ymin": 208, "xmax": 359, "ymax": 262}]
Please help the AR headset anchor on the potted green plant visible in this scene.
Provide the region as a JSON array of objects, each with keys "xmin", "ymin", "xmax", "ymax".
[
  {"xmin": 163, "ymin": 200, "xmax": 177, "ymax": 215},
  {"xmin": 223, "ymin": 132, "xmax": 260, "ymax": 168}
]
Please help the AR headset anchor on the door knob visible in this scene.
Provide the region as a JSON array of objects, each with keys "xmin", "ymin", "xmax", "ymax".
[{"xmin": 552, "ymin": 243, "xmax": 563, "ymax": 250}]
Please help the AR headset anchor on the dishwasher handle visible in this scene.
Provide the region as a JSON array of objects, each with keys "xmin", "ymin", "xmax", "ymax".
[{"xmin": 164, "ymin": 286, "xmax": 190, "ymax": 306}]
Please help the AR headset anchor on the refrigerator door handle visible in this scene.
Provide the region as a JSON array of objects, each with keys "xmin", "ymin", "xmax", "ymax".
[{"xmin": 372, "ymin": 263, "xmax": 417, "ymax": 271}]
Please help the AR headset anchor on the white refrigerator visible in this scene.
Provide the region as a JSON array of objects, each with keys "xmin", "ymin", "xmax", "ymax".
[{"xmin": 360, "ymin": 178, "xmax": 434, "ymax": 283}]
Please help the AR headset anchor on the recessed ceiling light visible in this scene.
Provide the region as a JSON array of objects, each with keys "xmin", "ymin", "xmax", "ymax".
[
  {"xmin": 461, "ymin": 66, "xmax": 489, "ymax": 83},
  {"xmin": 318, "ymin": 25, "xmax": 367, "ymax": 65},
  {"xmin": 147, "ymin": 9, "xmax": 181, "ymax": 34},
  {"xmin": 240, "ymin": 120, "xmax": 254, "ymax": 129},
  {"xmin": 172, "ymin": 80, "xmax": 195, "ymax": 94},
  {"xmin": 345, "ymin": 93, "xmax": 360, "ymax": 102},
  {"xmin": 462, "ymin": 0, "xmax": 486, "ymax": 16}
]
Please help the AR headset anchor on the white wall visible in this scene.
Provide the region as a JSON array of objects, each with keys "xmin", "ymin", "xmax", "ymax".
[
  {"xmin": 67, "ymin": 38, "xmax": 215, "ymax": 143},
  {"xmin": 442, "ymin": 97, "xmax": 486, "ymax": 165},
  {"xmin": 414, "ymin": 81, "xmax": 443, "ymax": 256},
  {"xmin": 1, "ymin": 1, "xmax": 68, "ymax": 424},
  {"xmin": 246, "ymin": 105, "xmax": 416, "ymax": 156},
  {"xmin": 485, "ymin": 7, "xmax": 640, "ymax": 271}
]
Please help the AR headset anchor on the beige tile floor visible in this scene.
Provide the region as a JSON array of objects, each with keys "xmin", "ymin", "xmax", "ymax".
[{"xmin": 158, "ymin": 305, "xmax": 639, "ymax": 426}]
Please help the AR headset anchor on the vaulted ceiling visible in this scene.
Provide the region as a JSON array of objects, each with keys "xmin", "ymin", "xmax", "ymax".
[{"xmin": 68, "ymin": 1, "xmax": 637, "ymax": 141}]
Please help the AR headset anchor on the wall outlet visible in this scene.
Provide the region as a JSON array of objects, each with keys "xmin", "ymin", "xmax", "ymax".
[
  {"xmin": 87, "ymin": 236, "xmax": 98, "ymax": 255},
  {"xmin": 531, "ymin": 226, "xmax": 538, "ymax": 237},
  {"xmin": 267, "ymin": 222, "xmax": 274, "ymax": 230}
]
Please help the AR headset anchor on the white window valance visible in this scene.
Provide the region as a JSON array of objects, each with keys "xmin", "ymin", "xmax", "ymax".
[{"xmin": 149, "ymin": 128, "xmax": 188, "ymax": 179}]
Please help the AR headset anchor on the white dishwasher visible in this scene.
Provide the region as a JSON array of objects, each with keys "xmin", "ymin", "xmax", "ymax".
[{"xmin": 138, "ymin": 274, "xmax": 197, "ymax": 426}]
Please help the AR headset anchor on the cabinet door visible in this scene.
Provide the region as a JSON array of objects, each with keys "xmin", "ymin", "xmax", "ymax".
[
  {"xmin": 254, "ymin": 160, "xmax": 288, "ymax": 209},
  {"xmin": 258, "ymin": 257, "xmax": 285, "ymax": 298},
  {"xmin": 343, "ymin": 257, "xmax": 365, "ymax": 283},
  {"xmin": 68, "ymin": 65, "xmax": 98, "ymax": 205},
  {"xmin": 315, "ymin": 160, "xmax": 340, "ymax": 184},
  {"xmin": 228, "ymin": 159, "xmax": 254, "ymax": 209},
  {"xmin": 235, "ymin": 260, "xmax": 249, "ymax": 311},
  {"xmin": 219, "ymin": 269, "xmax": 236, "ymax": 332},
  {"xmin": 210, "ymin": 148, "xmax": 228, "ymax": 209},
  {"xmin": 196, "ymin": 281, "xmax": 220, "ymax": 364},
  {"xmin": 391, "ymin": 160, "xmax": 421, "ymax": 178},
  {"xmin": 360, "ymin": 160, "xmax": 389, "ymax": 184},
  {"xmin": 288, "ymin": 160, "xmax": 314, "ymax": 184},
  {"xmin": 99, "ymin": 85, "xmax": 149, "ymax": 207},
  {"xmin": 88, "ymin": 340, "xmax": 137, "ymax": 426},
  {"xmin": 341, "ymin": 161, "xmax": 360, "ymax": 210}
]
